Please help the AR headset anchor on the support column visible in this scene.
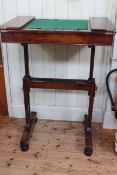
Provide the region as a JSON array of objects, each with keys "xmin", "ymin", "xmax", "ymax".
[
  {"xmin": 84, "ymin": 46, "xmax": 96, "ymax": 156},
  {"xmin": 20, "ymin": 44, "xmax": 37, "ymax": 152}
]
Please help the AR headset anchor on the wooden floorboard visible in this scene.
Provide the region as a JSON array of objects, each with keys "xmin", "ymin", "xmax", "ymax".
[{"xmin": 0, "ymin": 116, "xmax": 116, "ymax": 175}]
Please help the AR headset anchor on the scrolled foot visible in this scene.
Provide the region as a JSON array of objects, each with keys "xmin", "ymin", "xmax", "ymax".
[{"xmin": 20, "ymin": 112, "xmax": 37, "ymax": 152}]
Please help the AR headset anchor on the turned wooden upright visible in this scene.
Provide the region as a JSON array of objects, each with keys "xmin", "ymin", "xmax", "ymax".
[{"xmin": 0, "ymin": 16, "xmax": 115, "ymax": 156}]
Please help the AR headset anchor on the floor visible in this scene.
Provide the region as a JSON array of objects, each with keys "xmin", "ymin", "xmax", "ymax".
[{"xmin": 0, "ymin": 116, "xmax": 116, "ymax": 175}]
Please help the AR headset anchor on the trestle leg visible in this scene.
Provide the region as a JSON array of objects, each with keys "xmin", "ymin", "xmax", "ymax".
[
  {"xmin": 84, "ymin": 90, "xmax": 95, "ymax": 156},
  {"xmin": 20, "ymin": 44, "xmax": 37, "ymax": 152},
  {"xmin": 20, "ymin": 44, "xmax": 96, "ymax": 156},
  {"xmin": 84, "ymin": 45, "xmax": 96, "ymax": 156}
]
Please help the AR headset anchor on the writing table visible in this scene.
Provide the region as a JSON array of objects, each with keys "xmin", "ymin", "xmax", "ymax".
[{"xmin": 0, "ymin": 16, "xmax": 115, "ymax": 156}]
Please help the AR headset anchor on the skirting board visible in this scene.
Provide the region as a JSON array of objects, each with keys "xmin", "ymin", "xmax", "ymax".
[
  {"xmin": 103, "ymin": 111, "xmax": 117, "ymax": 129},
  {"xmin": 11, "ymin": 105, "xmax": 103, "ymax": 123}
]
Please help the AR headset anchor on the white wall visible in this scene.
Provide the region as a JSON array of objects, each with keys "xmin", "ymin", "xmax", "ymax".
[
  {"xmin": 103, "ymin": 0, "xmax": 117, "ymax": 129},
  {"xmin": 0, "ymin": 0, "xmax": 115, "ymax": 123}
]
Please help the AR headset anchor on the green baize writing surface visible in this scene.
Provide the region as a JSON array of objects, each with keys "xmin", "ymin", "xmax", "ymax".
[{"xmin": 26, "ymin": 19, "xmax": 89, "ymax": 30}]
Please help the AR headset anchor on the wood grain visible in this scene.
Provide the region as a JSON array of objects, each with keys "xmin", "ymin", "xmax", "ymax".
[
  {"xmin": 0, "ymin": 16, "xmax": 35, "ymax": 30},
  {"xmin": 1, "ymin": 30, "xmax": 114, "ymax": 45},
  {"xmin": 24, "ymin": 77, "xmax": 96, "ymax": 91},
  {"xmin": 0, "ymin": 117, "xmax": 116, "ymax": 175},
  {"xmin": 0, "ymin": 17, "xmax": 114, "ymax": 46},
  {"xmin": 90, "ymin": 17, "xmax": 114, "ymax": 32},
  {"xmin": 0, "ymin": 44, "xmax": 8, "ymax": 115}
]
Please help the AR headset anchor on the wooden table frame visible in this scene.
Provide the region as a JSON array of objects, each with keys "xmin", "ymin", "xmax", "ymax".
[{"xmin": 0, "ymin": 16, "xmax": 115, "ymax": 156}]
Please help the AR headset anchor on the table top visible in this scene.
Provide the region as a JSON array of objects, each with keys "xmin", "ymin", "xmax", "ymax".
[
  {"xmin": 0, "ymin": 16, "xmax": 114, "ymax": 32},
  {"xmin": 0, "ymin": 16, "xmax": 115, "ymax": 46}
]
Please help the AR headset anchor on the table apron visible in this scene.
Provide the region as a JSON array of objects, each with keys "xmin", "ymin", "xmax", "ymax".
[{"xmin": 1, "ymin": 32, "xmax": 113, "ymax": 45}]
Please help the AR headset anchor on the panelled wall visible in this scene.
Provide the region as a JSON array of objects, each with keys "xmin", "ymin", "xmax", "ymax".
[
  {"xmin": 0, "ymin": 0, "xmax": 116, "ymax": 123},
  {"xmin": 103, "ymin": 0, "xmax": 117, "ymax": 129}
]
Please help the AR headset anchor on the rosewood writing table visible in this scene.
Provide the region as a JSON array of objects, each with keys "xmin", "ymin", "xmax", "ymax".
[{"xmin": 0, "ymin": 16, "xmax": 115, "ymax": 156}]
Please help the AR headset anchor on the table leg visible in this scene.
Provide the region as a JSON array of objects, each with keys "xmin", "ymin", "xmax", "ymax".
[
  {"xmin": 20, "ymin": 44, "xmax": 37, "ymax": 152},
  {"xmin": 84, "ymin": 45, "xmax": 96, "ymax": 156},
  {"xmin": 20, "ymin": 44, "xmax": 96, "ymax": 155},
  {"xmin": 84, "ymin": 90, "xmax": 95, "ymax": 156}
]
